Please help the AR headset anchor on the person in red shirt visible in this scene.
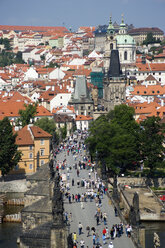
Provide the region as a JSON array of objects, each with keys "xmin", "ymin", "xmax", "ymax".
[{"xmin": 102, "ymin": 227, "xmax": 106, "ymax": 235}]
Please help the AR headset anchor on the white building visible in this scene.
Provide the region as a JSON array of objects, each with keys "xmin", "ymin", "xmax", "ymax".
[
  {"xmin": 23, "ymin": 67, "xmax": 39, "ymax": 81},
  {"xmin": 75, "ymin": 115, "xmax": 93, "ymax": 131},
  {"xmin": 49, "ymin": 68, "xmax": 65, "ymax": 80},
  {"xmin": 50, "ymin": 93, "xmax": 71, "ymax": 111}
]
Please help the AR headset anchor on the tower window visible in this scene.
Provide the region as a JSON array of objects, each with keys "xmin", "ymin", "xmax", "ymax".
[
  {"xmin": 110, "ymin": 43, "xmax": 113, "ymax": 50},
  {"xmin": 124, "ymin": 51, "xmax": 127, "ymax": 60}
]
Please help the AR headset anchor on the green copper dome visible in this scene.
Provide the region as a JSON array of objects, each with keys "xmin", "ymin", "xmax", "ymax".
[{"xmin": 116, "ymin": 34, "xmax": 136, "ymax": 45}]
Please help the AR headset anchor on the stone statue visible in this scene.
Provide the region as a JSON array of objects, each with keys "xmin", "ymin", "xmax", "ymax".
[
  {"xmin": 112, "ymin": 175, "xmax": 120, "ymax": 203},
  {"xmin": 133, "ymin": 192, "xmax": 140, "ymax": 226},
  {"xmin": 154, "ymin": 232, "xmax": 160, "ymax": 248},
  {"xmin": 49, "ymin": 159, "xmax": 55, "ymax": 180},
  {"xmin": 129, "ymin": 192, "xmax": 140, "ymax": 227},
  {"xmin": 52, "ymin": 173, "xmax": 64, "ymax": 226}
]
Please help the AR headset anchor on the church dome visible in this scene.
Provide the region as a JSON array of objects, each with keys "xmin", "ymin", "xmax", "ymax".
[
  {"xmin": 116, "ymin": 34, "xmax": 136, "ymax": 45},
  {"xmin": 116, "ymin": 16, "xmax": 136, "ymax": 45}
]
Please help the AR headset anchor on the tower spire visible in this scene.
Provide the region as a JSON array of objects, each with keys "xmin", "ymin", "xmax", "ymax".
[
  {"xmin": 121, "ymin": 13, "xmax": 124, "ymax": 24},
  {"xmin": 107, "ymin": 15, "xmax": 114, "ymax": 34}
]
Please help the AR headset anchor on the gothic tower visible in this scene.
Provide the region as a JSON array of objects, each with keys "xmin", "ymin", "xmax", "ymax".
[
  {"xmin": 104, "ymin": 16, "xmax": 117, "ymax": 74},
  {"xmin": 103, "ymin": 49, "xmax": 126, "ymax": 111}
]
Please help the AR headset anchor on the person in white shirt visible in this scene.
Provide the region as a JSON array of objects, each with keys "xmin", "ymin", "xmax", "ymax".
[
  {"xmin": 80, "ymin": 239, "xmax": 85, "ymax": 248},
  {"xmin": 108, "ymin": 241, "xmax": 114, "ymax": 248}
]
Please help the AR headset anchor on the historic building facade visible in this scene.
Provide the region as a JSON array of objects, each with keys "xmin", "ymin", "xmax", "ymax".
[
  {"xmin": 103, "ymin": 50, "xmax": 126, "ymax": 111},
  {"xmin": 104, "ymin": 17, "xmax": 136, "ymax": 73}
]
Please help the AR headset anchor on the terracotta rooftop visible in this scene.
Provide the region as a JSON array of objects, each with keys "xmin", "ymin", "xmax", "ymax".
[
  {"xmin": 30, "ymin": 125, "xmax": 52, "ymax": 138},
  {"xmin": 16, "ymin": 125, "xmax": 51, "ymax": 146},
  {"xmin": 16, "ymin": 126, "xmax": 34, "ymax": 146},
  {"xmin": 75, "ymin": 115, "xmax": 93, "ymax": 121}
]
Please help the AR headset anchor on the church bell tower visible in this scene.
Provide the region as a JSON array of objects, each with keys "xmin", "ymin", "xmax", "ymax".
[{"xmin": 104, "ymin": 16, "xmax": 117, "ymax": 74}]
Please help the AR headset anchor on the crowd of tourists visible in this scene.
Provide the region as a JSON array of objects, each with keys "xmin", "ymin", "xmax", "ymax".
[{"xmin": 53, "ymin": 130, "xmax": 132, "ymax": 248}]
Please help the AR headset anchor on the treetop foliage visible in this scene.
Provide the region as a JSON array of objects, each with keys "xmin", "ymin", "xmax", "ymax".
[
  {"xmin": 18, "ymin": 103, "xmax": 38, "ymax": 127},
  {"xmin": 86, "ymin": 104, "xmax": 165, "ymax": 177},
  {"xmin": 0, "ymin": 117, "xmax": 21, "ymax": 176}
]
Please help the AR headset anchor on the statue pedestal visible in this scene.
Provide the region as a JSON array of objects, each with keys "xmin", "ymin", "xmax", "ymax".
[{"xmin": 51, "ymin": 224, "xmax": 67, "ymax": 248}]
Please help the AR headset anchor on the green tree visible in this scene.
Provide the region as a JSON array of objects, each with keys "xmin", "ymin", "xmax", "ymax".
[
  {"xmin": 2, "ymin": 38, "xmax": 11, "ymax": 50},
  {"xmin": 18, "ymin": 103, "xmax": 37, "ymax": 127},
  {"xmin": 34, "ymin": 117, "xmax": 56, "ymax": 135},
  {"xmin": 140, "ymin": 116, "xmax": 165, "ymax": 176},
  {"xmin": 143, "ymin": 32, "xmax": 160, "ymax": 45},
  {"xmin": 86, "ymin": 105, "xmax": 141, "ymax": 176},
  {"xmin": 60, "ymin": 124, "xmax": 67, "ymax": 140},
  {"xmin": 0, "ymin": 117, "xmax": 21, "ymax": 177},
  {"xmin": 15, "ymin": 51, "xmax": 25, "ymax": 64}
]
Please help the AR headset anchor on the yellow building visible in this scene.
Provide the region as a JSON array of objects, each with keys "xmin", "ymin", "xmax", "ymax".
[{"xmin": 15, "ymin": 125, "xmax": 52, "ymax": 174}]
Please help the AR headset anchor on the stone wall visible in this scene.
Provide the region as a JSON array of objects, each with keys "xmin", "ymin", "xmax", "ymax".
[
  {"xmin": 21, "ymin": 211, "xmax": 52, "ymax": 231},
  {"xmin": 109, "ymin": 177, "xmax": 165, "ymax": 188}
]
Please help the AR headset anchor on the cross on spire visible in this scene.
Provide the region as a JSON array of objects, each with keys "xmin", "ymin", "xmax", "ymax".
[{"xmin": 121, "ymin": 13, "xmax": 124, "ymax": 23}]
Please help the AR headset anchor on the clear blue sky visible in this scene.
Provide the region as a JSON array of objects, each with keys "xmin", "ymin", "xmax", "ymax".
[{"xmin": 1, "ymin": 0, "xmax": 165, "ymax": 33}]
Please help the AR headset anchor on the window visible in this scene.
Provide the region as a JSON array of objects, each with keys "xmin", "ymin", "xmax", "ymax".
[
  {"xmin": 81, "ymin": 106, "xmax": 83, "ymax": 110},
  {"xmin": 124, "ymin": 51, "xmax": 127, "ymax": 60},
  {"xmin": 159, "ymin": 72, "xmax": 161, "ymax": 75},
  {"xmin": 81, "ymin": 112, "xmax": 84, "ymax": 115},
  {"xmin": 88, "ymin": 112, "xmax": 90, "ymax": 115},
  {"xmin": 137, "ymin": 91, "xmax": 139, "ymax": 94},
  {"xmin": 60, "ymin": 96, "xmax": 62, "ymax": 99},
  {"xmin": 88, "ymin": 106, "xmax": 90, "ymax": 110},
  {"xmin": 144, "ymin": 91, "xmax": 147, "ymax": 94},
  {"xmin": 159, "ymin": 78, "xmax": 161, "ymax": 82},
  {"xmin": 41, "ymin": 160, "xmax": 44, "ymax": 166},
  {"xmin": 29, "ymin": 153, "xmax": 33, "ymax": 159},
  {"xmin": 110, "ymin": 43, "xmax": 113, "ymax": 50},
  {"xmin": 29, "ymin": 145, "xmax": 33, "ymax": 150},
  {"xmin": 153, "ymin": 73, "xmax": 155, "ymax": 75},
  {"xmin": 40, "ymin": 149, "xmax": 44, "ymax": 156},
  {"xmin": 157, "ymin": 91, "xmax": 160, "ymax": 93},
  {"xmin": 40, "ymin": 139, "xmax": 44, "ymax": 145},
  {"xmin": 84, "ymin": 121, "xmax": 86, "ymax": 125},
  {"xmin": 152, "ymin": 91, "xmax": 155, "ymax": 93},
  {"xmin": 29, "ymin": 164, "xmax": 33, "ymax": 170}
]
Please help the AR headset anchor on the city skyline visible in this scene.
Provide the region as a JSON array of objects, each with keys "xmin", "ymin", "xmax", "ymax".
[{"xmin": 0, "ymin": 0, "xmax": 165, "ymax": 32}]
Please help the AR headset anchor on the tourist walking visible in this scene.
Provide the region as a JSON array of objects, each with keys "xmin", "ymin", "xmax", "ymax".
[
  {"xmin": 108, "ymin": 241, "xmax": 114, "ymax": 248},
  {"xmin": 78, "ymin": 222, "xmax": 83, "ymax": 235},
  {"xmin": 80, "ymin": 239, "xmax": 85, "ymax": 248}
]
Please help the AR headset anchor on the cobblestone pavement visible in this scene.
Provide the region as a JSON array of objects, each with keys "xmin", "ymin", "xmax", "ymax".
[{"xmin": 57, "ymin": 142, "xmax": 135, "ymax": 248}]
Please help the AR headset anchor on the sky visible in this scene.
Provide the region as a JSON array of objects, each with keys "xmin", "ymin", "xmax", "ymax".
[{"xmin": 0, "ymin": 0, "xmax": 165, "ymax": 32}]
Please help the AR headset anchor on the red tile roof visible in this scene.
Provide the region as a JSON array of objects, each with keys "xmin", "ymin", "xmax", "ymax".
[
  {"xmin": 136, "ymin": 63, "xmax": 165, "ymax": 72},
  {"xmin": 75, "ymin": 115, "xmax": 93, "ymax": 121},
  {"xmin": 0, "ymin": 25, "xmax": 68, "ymax": 33},
  {"xmin": 30, "ymin": 125, "xmax": 52, "ymax": 138},
  {"xmin": 16, "ymin": 126, "xmax": 34, "ymax": 145},
  {"xmin": 16, "ymin": 125, "xmax": 51, "ymax": 145},
  {"xmin": 131, "ymin": 85, "xmax": 165, "ymax": 96}
]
